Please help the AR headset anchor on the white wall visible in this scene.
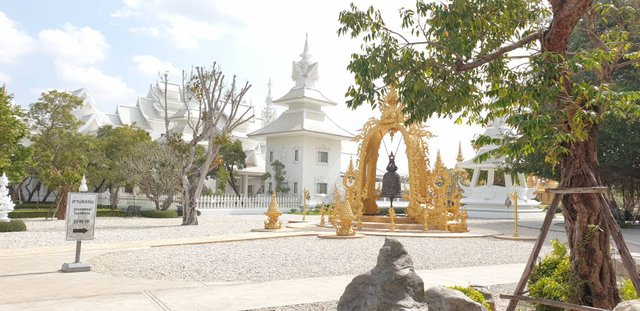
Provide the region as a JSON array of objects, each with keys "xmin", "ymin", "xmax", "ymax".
[{"xmin": 265, "ymin": 134, "xmax": 342, "ymax": 205}]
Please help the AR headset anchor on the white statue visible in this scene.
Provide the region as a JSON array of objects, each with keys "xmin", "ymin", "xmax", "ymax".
[
  {"xmin": 79, "ymin": 175, "xmax": 88, "ymax": 192},
  {"xmin": 0, "ymin": 172, "xmax": 15, "ymax": 222}
]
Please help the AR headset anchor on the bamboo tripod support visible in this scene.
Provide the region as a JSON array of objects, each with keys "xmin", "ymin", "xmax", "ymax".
[{"xmin": 504, "ymin": 187, "xmax": 640, "ymax": 311}]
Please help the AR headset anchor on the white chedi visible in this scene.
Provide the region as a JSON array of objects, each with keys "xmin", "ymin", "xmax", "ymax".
[
  {"xmin": 79, "ymin": 175, "xmax": 88, "ymax": 192},
  {"xmin": 0, "ymin": 172, "xmax": 15, "ymax": 222}
]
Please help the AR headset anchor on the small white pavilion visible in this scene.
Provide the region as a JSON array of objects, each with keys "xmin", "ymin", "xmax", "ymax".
[
  {"xmin": 457, "ymin": 118, "xmax": 541, "ymax": 218},
  {"xmin": 248, "ymin": 35, "xmax": 353, "ymax": 203}
]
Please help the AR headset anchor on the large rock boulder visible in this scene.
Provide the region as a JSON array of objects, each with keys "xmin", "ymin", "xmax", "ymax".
[
  {"xmin": 424, "ymin": 286, "xmax": 487, "ymax": 311},
  {"xmin": 337, "ymin": 238, "xmax": 426, "ymax": 311},
  {"xmin": 614, "ymin": 300, "xmax": 640, "ymax": 311}
]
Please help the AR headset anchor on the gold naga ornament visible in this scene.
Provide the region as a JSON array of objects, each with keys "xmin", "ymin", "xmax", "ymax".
[
  {"xmin": 264, "ymin": 191, "xmax": 282, "ymax": 229},
  {"xmin": 301, "ymin": 188, "xmax": 309, "ymax": 221},
  {"xmin": 349, "ymin": 86, "xmax": 467, "ymax": 232}
]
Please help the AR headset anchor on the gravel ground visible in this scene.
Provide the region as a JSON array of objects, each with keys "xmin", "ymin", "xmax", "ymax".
[
  {"xmin": 0, "ymin": 213, "xmax": 304, "ymax": 249},
  {"xmin": 90, "ymin": 234, "xmax": 552, "ymax": 282}
]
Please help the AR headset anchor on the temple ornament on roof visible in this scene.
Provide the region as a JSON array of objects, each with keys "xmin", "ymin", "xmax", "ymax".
[{"xmin": 291, "ymin": 33, "xmax": 319, "ymax": 89}]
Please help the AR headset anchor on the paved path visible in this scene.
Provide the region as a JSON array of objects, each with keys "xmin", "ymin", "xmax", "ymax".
[{"xmin": 2, "ymin": 219, "xmax": 640, "ymax": 311}]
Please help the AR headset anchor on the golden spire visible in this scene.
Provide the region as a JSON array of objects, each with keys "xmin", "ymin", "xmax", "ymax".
[
  {"xmin": 435, "ymin": 149, "xmax": 444, "ymax": 171},
  {"xmin": 456, "ymin": 142, "xmax": 464, "ymax": 163},
  {"xmin": 264, "ymin": 191, "xmax": 282, "ymax": 229}
]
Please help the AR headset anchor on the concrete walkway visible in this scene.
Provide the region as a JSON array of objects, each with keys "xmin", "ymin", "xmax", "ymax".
[
  {"xmin": 2, "ymin": 220, "xmax": 640, "ymax": 311},
  {"xmin": 0, "ymin": 228, "xmax": 525, "ymax": 311}
]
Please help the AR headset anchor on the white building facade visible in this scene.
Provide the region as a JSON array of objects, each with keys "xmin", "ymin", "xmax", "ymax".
[{"xmin": 248, "ymin": 35, "xmax": 353, "ymax": 204}]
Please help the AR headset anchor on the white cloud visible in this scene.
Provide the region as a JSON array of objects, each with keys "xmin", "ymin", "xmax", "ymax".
[
  {"xmin": 133, "ymin": 55, "xmax": 178, "ymax": 76},
  {"xmin": 56, "ymin": 63, "xmax": 136, "ymax": 107},
  {"xmin": 0, "ymin": 11, "xmax": 34, "ymax": 64},
  {"xmin": 0, "ymin": 71, "xmax": 12, "ymax": 83},
  {"xmin": 38, "ymin": 23, "xmax": 109, "ymax": 65},
  {"xmin": 130, "ymin": 26, "xmax": 160, "ymax": 37},
  {"xmin": 112, "ymin": 1, "xmax": 233, "ymax": 49}
]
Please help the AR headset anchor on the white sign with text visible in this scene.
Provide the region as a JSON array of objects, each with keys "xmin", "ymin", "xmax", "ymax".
[{"xmin": 65, "ymin": 192, "xmax": 97, "ymax": 241}]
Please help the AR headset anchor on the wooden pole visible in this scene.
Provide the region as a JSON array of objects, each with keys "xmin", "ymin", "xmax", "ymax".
[
  {"xmin": 505, "ymin": 193, "xmax": 562, "ymax": 311},
  {"xmin": 501, "ymin": 294, "xmax": 609, "ymax": 311}
]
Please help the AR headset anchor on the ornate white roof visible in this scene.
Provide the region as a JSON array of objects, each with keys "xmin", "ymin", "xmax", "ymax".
[{"xmin": 457, "ymin": 118, "xmax": 511, "ymax": 170}]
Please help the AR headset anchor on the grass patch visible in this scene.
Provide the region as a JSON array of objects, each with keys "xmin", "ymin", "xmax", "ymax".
[
  {"xmin": 140, "ymin": 209, "xmax": 179, "ymax": 218},
  {"xmin": 0, "ymin": 219, "xmax": 27, "ymax": 232}
]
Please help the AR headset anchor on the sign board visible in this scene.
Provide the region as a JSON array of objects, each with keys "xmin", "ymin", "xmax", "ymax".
[{"xmin": 65, "ymin": 192, "xmax": 97, "ymax": 241}]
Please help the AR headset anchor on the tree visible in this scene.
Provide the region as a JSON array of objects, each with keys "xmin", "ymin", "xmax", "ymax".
[
  {"xmin": 29, "ymin": 90, "xmax": 93, "ymax": 219},
  {"xmin": 215, "ymin": 138, "xmax": 246, "ymax": 196},
  {"xmin": 163, "ymin": 65, "xmax": 253, "ymax": 225},
  {"xmin": 263, "ymin": 160, "xmax": 290, "ymax": 194},
  {"xmin": 338, "ymin": 0, "xmax": 640, "ymax": 307},
  {"xmin": 0, "ymin": 85, "xmax": 32, "ymax": 200},
  {"xmin": 90, "ymin": 125, "xmax": 151, "ymax": 209},
  {"xmin": 122, "ymin": 141, "xmax": 181, "ymax": 210}
]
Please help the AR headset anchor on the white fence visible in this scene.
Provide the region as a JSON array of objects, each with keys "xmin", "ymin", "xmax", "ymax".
[{"xmin": 96, "ymin": 192, "xmax": 301, "ymax": 211}]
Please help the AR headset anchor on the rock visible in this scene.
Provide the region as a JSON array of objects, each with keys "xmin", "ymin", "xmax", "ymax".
[
  {"xmin": 424, "ymin": 286, "xmax": 487, "ymax": 311},
  {"xmin": 614, "ymin": 300, "xmax": 640, "ymax": 311},
  {"xmin": 337, "ymin": 237, "xmax": 426, "ymax": 311}
]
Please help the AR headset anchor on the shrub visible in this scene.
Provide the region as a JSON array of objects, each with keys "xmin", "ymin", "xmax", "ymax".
[
  {"xmin": 96, "ymin": 209, "xmax": 128, "ymax": 217},
  {"xmin": 140, "ymin": 209, "xmax": 179, "ymax": 218},
  {"xmin": 9, "ymin": 209, "xmax": 50, "ymax": 218},
  {"xmin": 528, "ymin": 239, "xmax": 572, "ymax": 311},
  {"xmin": 0, "ymin": 219, "xmax": 27, "ymax": 232},
  {"xmin": 13, "ymin": 203, "xmax": 54, "ymax": 210},
  {"xmin": 620, "ymin": 279, "xmax": 638, "ymax": 301},
  {"xmin": 447, "ymin": 286, "xmax": 491, "ymax": 310}
]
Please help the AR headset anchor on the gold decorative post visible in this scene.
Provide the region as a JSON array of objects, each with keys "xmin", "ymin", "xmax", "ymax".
[
  {"xmin": 388, "ymin": 207, "xmax": 396, "ymax": 231},
  {"xmin": 264, "ymin": 191, "xmax": 282, "ymax": 229},
  {"xmin": 461, "ymin": 208, "xmax": 468, "ymax": 232},
  {"xmin": 319, "ymin": 203, "xmax": 326, "ymax": 225},
  {"xmin": 336, "ymin": 200, "xmax": 356, "ymax": 236},
  {"xmin": 512, "ymin": 192, "xmax": 519, "ymax": 238},
  {"xmin": 423, "ymin": 208, "xmax": 430, "ymax": 231},
  {"xmin": 302, "ymin": 188, "xmax": 309, "ymax": 221}
]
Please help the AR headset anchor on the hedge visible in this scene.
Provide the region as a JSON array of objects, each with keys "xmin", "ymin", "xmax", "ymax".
[
  {"xmin": 0, "ymin": 219, "xmax": 27, "ymax": 232},
  {"xmin": 9, "ymin": 208, "xmax": 129, "ymax": 219},
  {"xmin": 140, "ymin": 209, "xmax": 179, "ymax": 218}
]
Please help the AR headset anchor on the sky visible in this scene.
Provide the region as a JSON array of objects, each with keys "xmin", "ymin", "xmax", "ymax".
[{"xmin": 0, "ymin": 0, "xmax": 483, "ymax": 172}]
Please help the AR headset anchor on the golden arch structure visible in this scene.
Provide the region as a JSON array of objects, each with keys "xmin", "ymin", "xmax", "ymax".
[{"xmin": 347, "ymin": 87, "xmax": 467, "ymax": 232}]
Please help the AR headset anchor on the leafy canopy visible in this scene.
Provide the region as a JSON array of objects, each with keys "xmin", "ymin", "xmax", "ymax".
[{"xmin": 0, "ymin": 85, "xmax": 31, "ymax": 182}]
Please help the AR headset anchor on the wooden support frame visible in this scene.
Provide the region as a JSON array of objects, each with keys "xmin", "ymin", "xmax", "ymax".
[{"xmin": 505, "ymin": 187, "xmax": 640, "ymax": 311}]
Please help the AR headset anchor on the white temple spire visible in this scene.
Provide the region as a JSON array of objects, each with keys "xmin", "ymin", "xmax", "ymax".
[
  {"xmin": 262, "ymin": 79, "xmax": 276, "ymax": 127},
  {"xmin": 292, "ymin": 33, "xmax": 319, "ymax": 89}
]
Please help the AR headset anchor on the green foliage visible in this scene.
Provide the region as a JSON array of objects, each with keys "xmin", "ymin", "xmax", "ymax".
[
  {"xmin": 140, "ymin": 209, "xmax": 179, "ymax": 218},
  {"xmin": 0, "ymin": 85, "xmax": 31, "ymax": 182},
  {"xmin": 0, "ymin": 220, "xmax": 27, "ymax": 232},
  {"xmin": 529, "ymin": 239, "xmax": 572, "ymax": 311},
  {"xmin": 215, "ymin": 166, "xmax": 229, "ymax": 195},
  {"xmin": 29, "ymin": 90, "xmax": 93, "ymax": 195},
  {"xmin": 122, "ymin": 141, "xmax": 181, "ymax": 210},
  {"xmin": 90, "ymin": 125, "xmax": 151, "ymax": 205},
  {"xmin": 216, "ymin": 139, "xmax": 246, "ymax": 196},
  {"xmin": 620, "ymin": 279, "xmax": 639, "ymax": 301},
  {"xmin": 270, "ymin": 160, "xmax": 290, "ymax": 194},
  {"xmin": 447, "ymin": 286, "xmax": 491, "ymax": 310}
]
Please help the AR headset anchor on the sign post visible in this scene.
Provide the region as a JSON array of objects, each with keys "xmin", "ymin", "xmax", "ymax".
[{"xmin": 61, "ymin": 192, "xmax": 97, "ymax": 273}]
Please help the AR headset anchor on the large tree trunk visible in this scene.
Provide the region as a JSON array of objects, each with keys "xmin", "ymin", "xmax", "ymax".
[
  {"xmin": 109, "ymin": 184, "xmax": 120, "ymax": 210},
  {"xmin": 181, "ymin": 175, "xmax": 199, "ymax": 225},
  {"xmin": 544, "ymin": 0, "xmax": 619, "ymax": 308},
  {"xmin": 55, "ymin": 184, "xmax": 71, "ymax": 220},
  {"xmin": 560, "ymin": 135, "xmax": 619, "ymax": 308}
]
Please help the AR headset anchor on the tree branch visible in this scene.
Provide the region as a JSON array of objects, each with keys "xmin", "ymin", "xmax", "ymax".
[{"xmin": 456, "ymin": 30, "xmax": 544, "ymax": 71}]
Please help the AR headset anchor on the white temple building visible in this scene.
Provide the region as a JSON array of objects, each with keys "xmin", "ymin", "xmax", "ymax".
[
  {"xmin": 457, "ymin": 118, "xmax": 542, "ymax": 218},
  {"xmin": 248, "ymin": 35, "xmax": 353, "ymax": 203}
]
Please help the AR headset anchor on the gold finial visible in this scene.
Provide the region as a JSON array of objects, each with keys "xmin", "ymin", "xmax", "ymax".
[
  {"xmin": 456, "ymin": 141, "xmax": 464, "ymax": 163},
  {"xmin": 302, "ymin": 188, "xmax": 309, "ymax": 221},
  {"xmin": 336, "ymin": 200, "xmax": 355, "ymax": 236},
  {"xmin": 319, "ymin": 203, "xmax": 326, "ymax": 225},
  {"xmin": 264, "ymin": 191, "xmax": 282, "ymax": 229}
]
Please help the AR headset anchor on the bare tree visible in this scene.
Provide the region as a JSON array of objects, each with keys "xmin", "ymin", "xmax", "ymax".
[
  {"xmin": 162, "ymin": 64, "xmax": 252, "ymax": 225},
  {"xmin": 122, "ymin": 142, "xmax": 181, "ymax": 210}
]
